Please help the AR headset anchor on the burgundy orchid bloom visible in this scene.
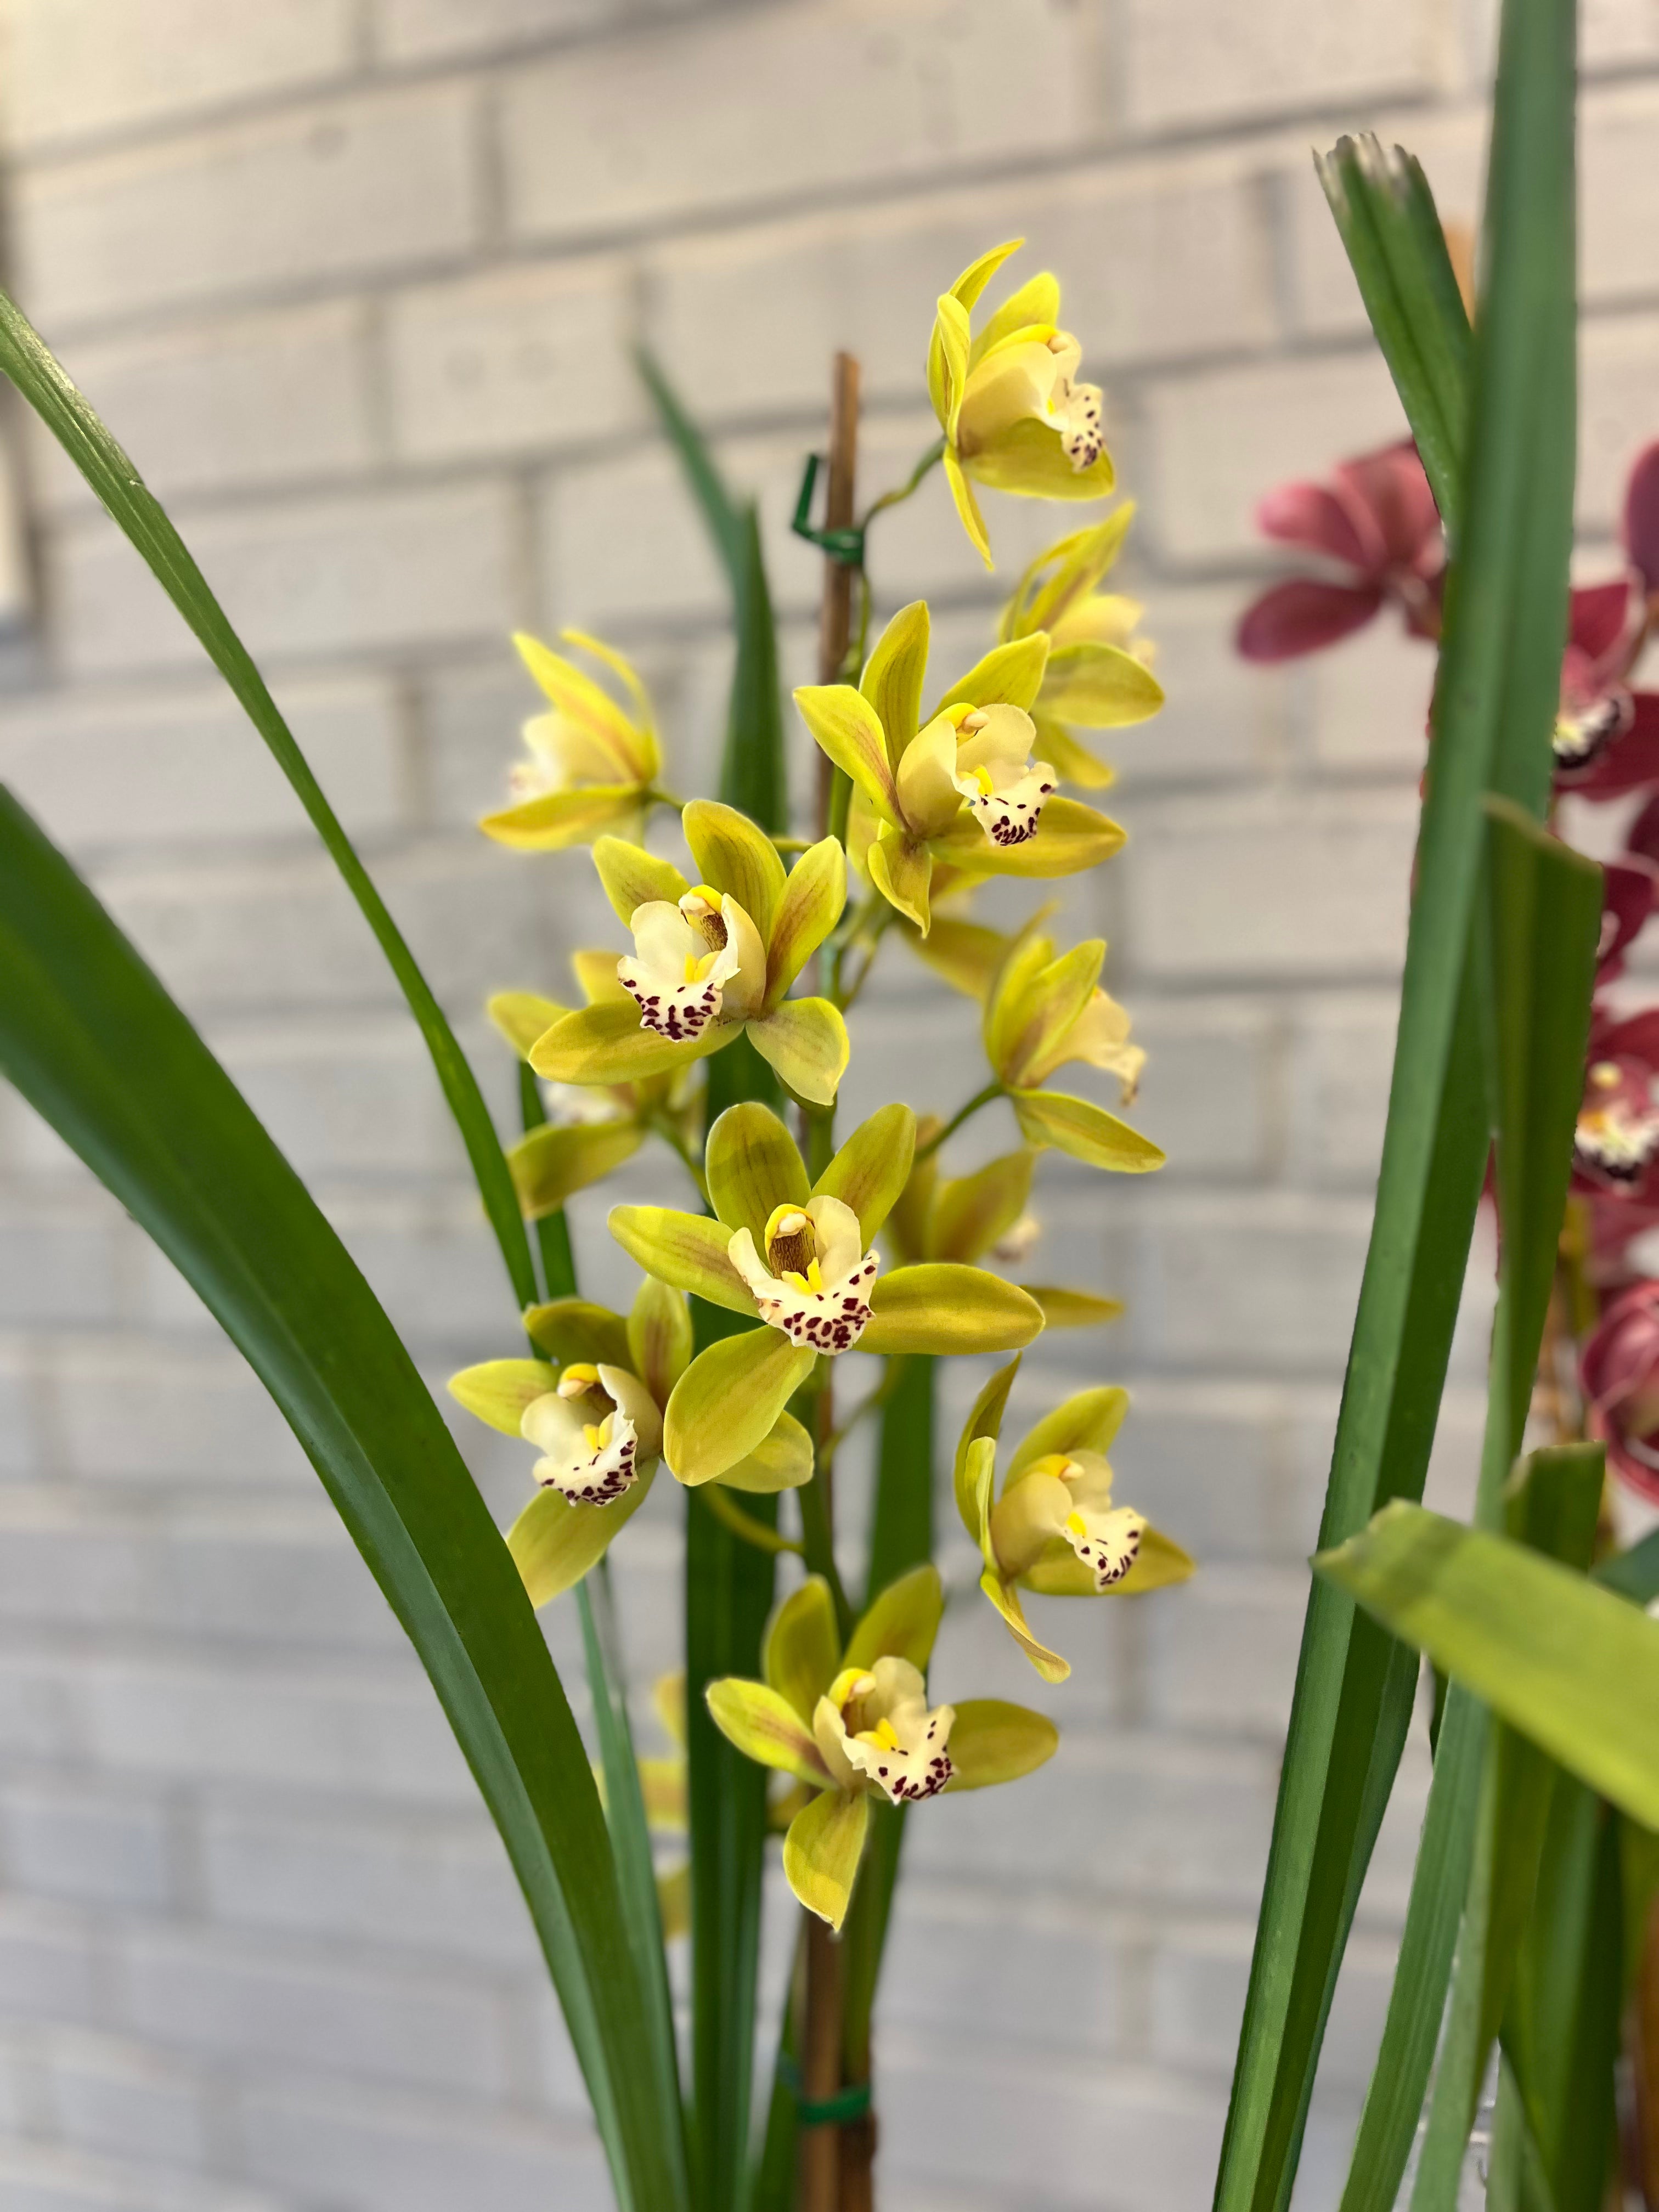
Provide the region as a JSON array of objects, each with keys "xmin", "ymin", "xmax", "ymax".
[
  {"xmin": 1581, "ymin": 1280, "xmax": 1659, "ymax": 1502},
  {"xmin": 1594, "ymin": 856, "xmax": 1659, "ymax": 988},
  {"xmin": 1624, "ymin": 440, "xmax": 1659, "ymax": 602},
  {"xmin": 1236, "ymin": 441, "xmax": 1443, "ymax": 663},
  {"xmin": 1575, "ymin": 1005, "xmax": 1659, "ymax": 1194},
  {"xmin": 1550, "ymin": 579, "xmax": 1659, "ymax": 797}
]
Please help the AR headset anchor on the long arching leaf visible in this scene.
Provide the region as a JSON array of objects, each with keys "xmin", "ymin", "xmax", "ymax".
[
  {"xmin": 0, "ymin": 788, "xmax": 687, "ymax": 2212},
  {"xmin": 0, "ymin": 288, "xmax": 538, "ymax": 1314}
]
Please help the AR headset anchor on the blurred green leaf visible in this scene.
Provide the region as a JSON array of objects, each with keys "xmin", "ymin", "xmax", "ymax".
[{"xmin": 1316, "ymin": 1503, "xmax": 1659, "ymax": 1831}]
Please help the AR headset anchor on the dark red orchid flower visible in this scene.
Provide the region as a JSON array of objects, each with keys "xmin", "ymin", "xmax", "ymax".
[
  {"xmin": 1551, "ymin": 579, "xmax": 1659, "ymax": 797},
  {"xmin": 1624, "ymin": 441, "xmax": 1659, "ymax": 600},
  {"xmin": 1574, "ymin": 1005, "xmax": 1659, "ymax": 1197},
  {"xmin": 1582, "ymin": 1279, "xmax": 1659, "ymax": 1500},
  {"xmin": 1595, "ymin": 857, "xmax": 1659, "ymax": 986},
  {"xmin": 1236, "ymin": 441, "xmax": 1443, "ymax": 662}
]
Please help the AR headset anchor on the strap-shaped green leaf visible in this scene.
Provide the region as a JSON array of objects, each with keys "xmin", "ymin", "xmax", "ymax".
[
  {"xmin": 1316, "ymin": 136, "xmax": 1472, "ymax": 529},
  {"xmin": 0, "ymin": 789, "xmax": 685, "ymax": 2212},
  {"xmin": 1216, "ymin": 0, "xmax": 1579, "ymax": 2197},
  {"xmin": 0, "ymin": 287, "xmax": 537, "ymax": 1317},
  {"xmin": 1315, "ymin": 1502, "xmax": 1659, "ymax": 1832}
]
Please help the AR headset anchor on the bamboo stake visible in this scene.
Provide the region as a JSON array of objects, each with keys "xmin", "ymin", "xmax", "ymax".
[{"xmin": 798, "ymin": 351, "xmax": 861, "ymax": 2212}]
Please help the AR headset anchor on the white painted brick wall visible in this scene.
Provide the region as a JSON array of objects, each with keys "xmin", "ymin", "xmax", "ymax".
[{"xmin": 0, "ymin": 1, "xmax": 1635, "ymax": 2206}]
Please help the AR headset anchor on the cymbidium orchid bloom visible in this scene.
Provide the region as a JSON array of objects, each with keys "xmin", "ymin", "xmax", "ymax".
[
  {"xmin": 529, "ymin": 803, "xmax": 850, "ymax": 1105},
  {"xmin": 608, "ymin": 1101, "xmax": 1045, "ymax": 1485},
  {"xmin": 1575, "ymin": 1009, "xmax": 1659, "ymax": 1196},
  {"xmin": 884, "ymin": 1127, "xmax": 1124, "ymax": 1333},
  {"xmin": 487, "ymin": 969, "xmax": 696, "ymax": 1220},
  {"xmin": 913, "ymin": 911, "xmax": 1162, "ymax": 1174},
  {"xmin": 955, "ymin": 1357, "xmax": 1194, "ymax": 1681},
  {"xmin": 1235, "ymin": 440, "xmax": 1443, "ymax": 661},
  {"xmin": 706, "ymin": 1566, "xmax": 1057, "ymax": 1928},
  {"xmin": 447, "ymin": 1275, "xmax": 813, "ymax": 1607},
  {"xmin": 481, "ymin": 630, "xmax": 667, "ymax": 850},
  {"xmin": 794, "ymin": 599, "xmax": 1124, "ymax": 934},
  {"xmin": 929, "ymin": 240, "xmax": 1116, "ymax": 567},
  {"xmin": 998, "ymin": 507, "xmax": 1165, "ymax": 789},
  {"xmin": 1582, "ymin": 1281, "xmax": 1659, "ymax": 1503}
]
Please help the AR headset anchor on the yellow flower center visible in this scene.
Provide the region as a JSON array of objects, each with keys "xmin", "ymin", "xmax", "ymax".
[
  {"xmin": 1590, "ymin": 1060, "xmax": 1623, "ymax": 1092},
  {"xmin": 558, "ymin": 1363, "xmax": 601, "ymax": 1398},
  {"xmin": 764, "ymin": 1204, "xmax": 819, "ymax": 1285},
  {"xmin": 964, "ymin": 764, "xmax": 996, "ymax": 797},
  {"xmin": 679, "ymin": 887, "xmax": 729, "ymax": 953},
  {"xmin": 855, "ymin": 1718, "xmax": 902, "ymax": 1752}
]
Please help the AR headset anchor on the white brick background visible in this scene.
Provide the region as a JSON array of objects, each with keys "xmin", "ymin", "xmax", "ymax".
[{"xmin": 0, "ymin": 0, "xmax": 1632, "ymax": 2206}]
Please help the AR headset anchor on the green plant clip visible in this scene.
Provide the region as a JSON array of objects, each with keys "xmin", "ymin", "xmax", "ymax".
[
  {"xmin": 791, "ymin": 452, "xmax": 866, "ymax": 566},
  {"xmin": 777, "ymin": 2054, "xmax": 873, "ymax": 2126}
]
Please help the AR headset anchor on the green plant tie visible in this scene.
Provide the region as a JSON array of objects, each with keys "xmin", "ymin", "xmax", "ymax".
[{"xmin": 778, "ymin": 2053, "xmax": 873, "ymax": 2125}]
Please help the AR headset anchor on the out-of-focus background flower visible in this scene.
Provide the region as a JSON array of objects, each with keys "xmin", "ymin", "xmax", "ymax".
[{"xmin": 0, "ymin": 2, "xmax": 1651, "ymax": 2207}]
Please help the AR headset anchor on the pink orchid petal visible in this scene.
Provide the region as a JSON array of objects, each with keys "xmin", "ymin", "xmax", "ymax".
[
  {"xmin": 1336, "ymin": 443, "xmax": 1440, "ymax": 572},
  {"xmin": 1569, "ymin": 578, "xmax": 1633, "ymax": 664},
  {"xmin": 1626, "ymin": 442, "xmax": 1659, "ymax": 592},
  {"xmin": 1235, "ymin": 577, "xmax": 1385, "ymax": 662},
  {"xmin": 1254, "ymin": 482, "xmax": 1375, "ymax": 571}
]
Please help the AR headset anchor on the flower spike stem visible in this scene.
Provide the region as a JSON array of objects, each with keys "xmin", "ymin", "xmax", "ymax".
[
  {"xmin": 699, "ymin": 1482, "xmax": 804, "ymax": 1558},
  {"xmin": 915, "ymin": 1081, "xmax": 1006, "ymax": 1162}
]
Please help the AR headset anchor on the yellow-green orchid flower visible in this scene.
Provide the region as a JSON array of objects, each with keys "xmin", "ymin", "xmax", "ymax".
[
  {"xmin": 487, "ymin": 966, "xmax": 697, "ymax": 1218},
  {"xmin": 608, "ymin": 1102, "xmax": 1045, "ymax": 1486},
  {"xmin": 706, "ymin": 1567, "xmax": 1057, "ymax": 1929},
  {"xmin": 884, "ymin": 1124, "xmax": 1124, "ymax": 1335},
  {"xmin": 929, "ymin": 239, "xmax": 1116, "ymax": 568},
  {"xmin": 447, "ymin": 1276, "xmax": 812, "ymax": 1607},
  {"xmin": 916, "ymin": 912, "xmax": 1161, "ymax": 1174},
  {"xmin": 794, "ymin": 599, "xmax": 1124, "ymax": 935},
  {"xmin": 956, "ymin": 1357, "xmax": 1195, "ymax": 1683},
  {"xmin": 999, "ymin": 508, "xmax": 1165, "ymax": 788},
  {"xmin": 529, "ymin": 804, "xmax": 850, "ymax": 1106},
  {"xmin": 481, "ymin": 630, "xmax": 667, "ymax": 851}
]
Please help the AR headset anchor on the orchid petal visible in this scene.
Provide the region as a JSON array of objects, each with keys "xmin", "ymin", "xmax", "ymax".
[
  {"xmin": 523, "ymin": 1298, "xmax": 631, "ymax": 1369},
  {"xmin": 843, "ymin": 1563, "xmax": 944, "ymax": 1675},
  {"xmin": 718, "ymin": 1410, "xmax": 815, "ymax": 1493},
  {"xmin": 508, "ymin": 1463, "xmax": 656, "ymax": 1608},
  {"xmin": 764, "ymin": 1576, "xmax": 842, "ymax": 1720},
  {"xmin": 664, "ymin": 1329, "xmax": 816, "ymax": 1486},
  {"xmin": 859, "ymin": 1266, "xmax": 1043, "ymax": 1356},
  {"xmin": 812, "ymin": 1102, "xmax": 918, "ymax": 1246},
  {"xmin": 765, "ymin": 837, "xmax": 847, "ymax": 1008},
  {"xmin": 783, "ymin": 1787, "xmax": 870, "ymax": 1933},
  {"xmin": 507, "ymin": 1118, "xmax": 643, "ymax": 1218},
  {"xmin": 592, "ymin": 836, "xmax": 690, "ymax": 928},
  {"xmin": 447, "ymin": 1358, "xmax": 560, "ymax": 1437},
  {"xmin": 746, "ymin": 998, "xmax": 849, "ymax": 1107},
  {"xmin": 706, "ymin": 1102, "xmax": 810, "ymax": 1242},
  {"xmin": 944, "ymin": 1697, "xmax": 1060, "ymax": 1787},
  {"xmin": 531, "ymin": 998, "xmax": 726, "ymax": 1086},
  {"xmin": 706, "ymin": 1678, "xmax": 835, "ymax": 1788},
  {"xmin": 627, "ymin": 1276, "xmax": 692, "ymax": 1407},
  {"xmin": 860, "ymin": 600, "xmax": 930, "ymax": 760},
  {"xmin": 1011, "ymin": 1088, "xmax": 1165, "ymax": 1172},
  {"xmin": 607, "ymin": 1205, "xmax": 758, "ymax": 1316},
  {"xmin": 683, "ymin": 799, "xmax": 788, "ymax": 940}
]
